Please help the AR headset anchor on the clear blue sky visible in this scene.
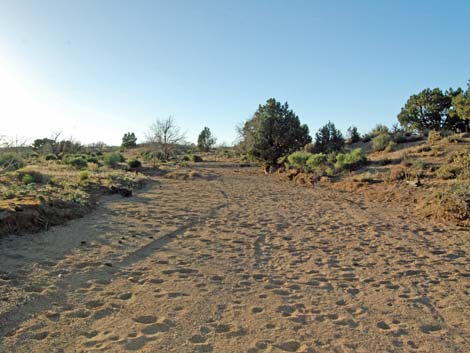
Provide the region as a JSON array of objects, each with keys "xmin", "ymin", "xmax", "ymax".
[{"xmin": 1, "ymin": 0, "xmax": 469, "ymax": 145}]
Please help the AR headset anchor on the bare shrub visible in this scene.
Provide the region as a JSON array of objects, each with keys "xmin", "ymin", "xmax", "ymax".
[{"xmin": 146, "ymin": 116, "xmax": 185, "ymax": 160}]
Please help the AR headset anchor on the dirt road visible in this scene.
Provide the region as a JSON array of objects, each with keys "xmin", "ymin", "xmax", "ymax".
[{"xmin": 1, "ymin": 163, "xmax": 469, "ymax": 353}]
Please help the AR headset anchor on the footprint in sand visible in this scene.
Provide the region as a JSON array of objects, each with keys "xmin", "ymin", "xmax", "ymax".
[
  {"xmin": 44, "ymin": 311, "xmax": 60, "ymax": 322},
  {"xmin": 420, "ymin": 324, "xmax": 442, "ymax": 334},
  {"xmin": 192, "ymin": 343, "xmax": 213, "ymax": 352},
  {"xmin": 377, "ymin": 320, "xmax": 391, "ymax": 330},
  {"xmin": 214, "ymin": 323, "xmax": 231, "ymax": 333},
  {"xmin": 189, "ymin": 334, "xmax": 207, "ymax": 343},
  {"xmin": 85, "ymin": 299, "xmax": 104, "ymax": 309},
  {"xmin": 32, "ymin": 331, "xmax": 49, "ymax": 340},
  {"xmin": 117, "ymin": 292, "xmax": 133, "ymax": 300},
  {"xmin": 277, "ymin": 305, "xmax": 296, "ymax": 316},
  {"xmin": 276, "ymin": 340, "xmax": 301, "ymax": 352},
  {"xmin": 132, "ymin": 315, "xmax": 157, "ymax": 324},
  {"xmin": 65, "ymin": 309, "xmax": 91, "ymax": 318}
]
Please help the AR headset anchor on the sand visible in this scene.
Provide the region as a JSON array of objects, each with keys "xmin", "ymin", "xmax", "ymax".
[{"xmin": 0, "ymin": 162, "xmax": 469, "ymax": 353}]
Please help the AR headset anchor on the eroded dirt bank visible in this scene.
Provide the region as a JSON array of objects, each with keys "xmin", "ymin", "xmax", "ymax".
[{"xmin": 0, "ymin": 163, "xmax": 469, "ymax": 353}]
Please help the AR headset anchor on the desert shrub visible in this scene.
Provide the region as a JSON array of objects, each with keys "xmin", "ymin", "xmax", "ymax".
[
  {"xmin": 436, "ymin": 165, "xmax": 458, "ymax": 180},
  {"xmin": 447, "ymin": 133, "xmax": 465, "ymax": 143},
  {"xmin": 287, "ymin": 151, "xmax": 312, "ymax": 171},
  {"xmin": 0, "ymin": 153, "xmax": 24, "ymax": 171},
  {"xmin": 240, "ymin": 154, "xmax": 254, "ymax": 163},
  {"xmin": 389, "ymin": 166, "xmax": 406, "ymax": 181},
  {"xmin": 306, "ymin": 153, "xmax": 327, "ymax": 173},
  {"xmin": 189, "ymin": 154, "xmax": 203, "ymax": 162},
  {"xmin": 411, "ymin": 159, "xmax": 426, "ymax": 170},
  {"xmin": 436, "ymin": 184, "xmax": 470, "ymax": 225},
  {"xmin": 87, "ymin": 162, "xmax": 99, "ymax": 171},
  {"xmin": 127, "ymin": 159, "xmax": 142, "ymax": 169},
  {"xmin": 353, "ymin": 171, "xmax": 375, "ymax": 183},
  {"xmin": 181, "ymin": 155, "xmax": 190, "ymax": 161},
  {"xmin": 141, "ymin": 150, "xmax": 165, "ymax": 163},
  {"xmin": 384, "ymin": 141, "xmax": 396, "ymax": 153},
  {"xmin": 217, "ymin": 149, "xmax": 236, "ymax": 158},
  {"xmin": 86, "ymin": 155, "xmax": 99, "ymax": 163},
  {"xmin": 45, "ymin": 153, "xmax": 57, "ymax": 161},
  {"xmin": 451, "ymin": 149, "xmax": 470, "ymax": 179},
  {"xmin": 79, "ymin": 170, "xmax": 90, "ymax": 181},
  {"xmin": 372, "ymin": 133, "xmax": 392, "ymax": 152},
  {"xmin": 1, "ymin": 190, "xmax": 16, "ymax": 200},
  {"xmin": 369, "ymin": 124, "xmax": 390, "ymax": 138},
  {"xmin": 334, "ymin": 148, "xmax": 366, "ymax": 172},
  {"xmin": 430, "ymin": 146, "xmax": 444, "ymax": 155},
  {"xmin": 104, "ymin": 152, "xmax": 124, "ymax": 167},
  {"xmin": 16, "ymin": 168, "xmax": 45, "ymax": 183},
  {"xmin": 22, "ymin": 174, "xmax": 34, "ymax": 184},
  {"xmin": 427, "ymin": 130, "xmax": 441, "ymax": 144},
  {"xmin": 451, "ymin": 183, "xmax": 470, "ymax": 198},
  {"xmin": 68, "ymin": 156, "xmax": 88, "ymax": 169}
]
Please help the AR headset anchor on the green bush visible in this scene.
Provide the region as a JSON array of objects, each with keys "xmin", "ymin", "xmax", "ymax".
[
  {"xmin": 334, "ymin": 148, "xmax": 366, "ymax": 172},
  {"xmin": 141, "ymin": 150, "xmax": 164, "ymax": 163},
  {"xmin": 104, "ymin": 152, "xmax": 124, "ymax": 167},
  {"xmin": 69, "ymin": 157, "xmax": 88, "ymax": 169},
  {"xmin": 0, "ymin": 153, "xmax": 24, "ymax": 170},
  {"xmin": 372, "ymin": 133, "xmax": 392, "ymax": 152},
  {"xmin": 45, "ymin": 154, "xmax": 57, "ymax": 161},
  {"xmin": 16, "ymin": 168, "xmax": 45, "ymax": 183},
  {"xmin": 22, "ymin": 174, "xmax": 34, "ymax": 184},
  {"xmin": 306, "ymin": 153, "xmax": 327, "ymax": 173},
  {"xmin": 86, "ymin": 155, "xmax": 99, "ymax": 163},
  {"xmin": 1, "ymin": 190, "xmax": 16, "ymax": 200},
  {"xmin": 189, "ymin": 154, "xmax": 203, "ymax": 162},
  {"xmin": 286, "ymin": 151, "xmax": 312, "ymax": 171},
  {"xmin": 127, "ymin": 159, "xmax": 142, "ymax": 169},
  {"xmin": 368, "ymin": 124, "xmax": 390, "ymax": 138},
  {"xmin": 79, "ymin": 170, "xmax": 90, "ymax": 181}
]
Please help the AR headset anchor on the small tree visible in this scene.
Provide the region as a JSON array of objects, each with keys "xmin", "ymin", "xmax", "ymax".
[
  {"xmin": 397, "ymin": 88, "xmax": 452, "ymax": 132},
  {"xmin": 451, "ymin": 82, "xmax": 470, "ymax": 132},
  {"xmin": 346, "ymin": 126, "xmax": 361, "ymax": 143},
  {"xmin": 197, "ymin": 127, "xmax": 216, "ymax": 152},
  {"xmin": 314, "ymin": 122, "xmax": 344, "ymax": 153},
  {"xmin": 121, "ymin": 132, "xmax": 137, "ymax": 149},
  {"xmin": 239, "ymin": 98, "xmax": 311, "ymax": 166},
  {"xmin": 146, "ymin": 116, "xmax": 185, "ymax": 160}
]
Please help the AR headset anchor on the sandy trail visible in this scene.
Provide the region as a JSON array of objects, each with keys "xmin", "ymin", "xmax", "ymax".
[{"xmin": 0, "ymin": 163, "xmax": 469, "ymax": 353}]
